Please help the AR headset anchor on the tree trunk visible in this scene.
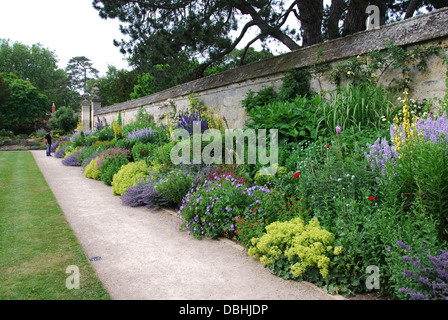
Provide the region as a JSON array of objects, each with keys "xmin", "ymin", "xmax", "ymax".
[
  {"xmin": 327, "ymin": 0, "xmax": 346, "ymax": 40},
  {"xmin": 405, "ymin": 0, "xmax": 422, "ymax": 19},
  {"xmin": 296, "ymin": 0, "xmax": 324, "ymax": 47},
  {"xmin": 342, "ymin": 0, "xmax": 368, "ymax": 37}
]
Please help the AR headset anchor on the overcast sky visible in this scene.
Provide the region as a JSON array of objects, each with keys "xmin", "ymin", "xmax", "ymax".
[
  {"xmin": 0, "ymin": 0, "xmax": 337, "ymax": 77},
  {"xmin": 0, "ymin": 0, "xmax": 130, "ymax": 77}
]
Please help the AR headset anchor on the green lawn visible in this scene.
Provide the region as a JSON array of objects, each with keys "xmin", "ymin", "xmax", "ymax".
[{"xmin": 0, "ymin": 151, "xmax": 110, "ymax": 300}]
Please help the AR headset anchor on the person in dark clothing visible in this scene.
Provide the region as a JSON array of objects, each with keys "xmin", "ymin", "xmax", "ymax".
[{"xmin": 45, "ymin": 130, "xmax": 52, "ymax": 156}]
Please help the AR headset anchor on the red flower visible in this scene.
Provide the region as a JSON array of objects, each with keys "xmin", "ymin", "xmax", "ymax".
[
  {"xmin": 266, "ymin": 154, "xmax": 269, "ymax": 157},
  {"xmin": 326, "ymin": 144, "xmax": 330, "ymax": 148},
  {"xmin": 369, "ymin": 196, "xmax": 375, "ymax": 201},
  {"xmin": 293, "ymin": 172, "xmax": 301, "ymax": 178},
  {"xmin": 142, "ymin": 149, "xmax": 145, "ymax": 152}
]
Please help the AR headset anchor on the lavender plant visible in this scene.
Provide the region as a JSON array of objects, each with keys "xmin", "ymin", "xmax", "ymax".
[
  {"xmin": 62, "ymin": 150, "xmax": 84, "ymax": 166},
  {"xmin": 54, "ymin": 145, "xmax": 67, "ymax": 158},
  {"xmin": 120, "ymin": 176, "xmax": 170, "ymax": 210},
  {"xmin": 397, "ymin": 240, "xmax": 448, "ymax": 300},
  {"xmin": 126, "ymin": 127, "xmax": 156, "ymax": 144}
]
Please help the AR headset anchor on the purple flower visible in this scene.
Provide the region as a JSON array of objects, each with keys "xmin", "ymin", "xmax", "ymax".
[
  {"xmin": 126, "ymin": 127, "xmax": 155, "ymax": 143},
  {"xmin": 336, "ymin": 125, "xmax": 342, "ymax": 136}
]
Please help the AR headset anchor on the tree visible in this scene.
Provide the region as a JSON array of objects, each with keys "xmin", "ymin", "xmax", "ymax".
[
  {"xmin": 204, "ymin": 47, "xmax": 274, "ymax": 76},
  {"xmin": 0, "ymin": 72, "xmax": 50, "ymax": 134},
  {"xmin": 93, "ymin": 0, "xmax": 447, "ymax": 81},
  {"xmin": 0, "ymin": 39, "xmax": 80, "ymax": 110},
  {"xmin": 93, "ymin": 0, "xmax": 302, "ymax": 79},
  {"xmin": 47, "ymin": 106, "xmax": 78, "ymax": 134},
  {"xmin": 130, "ymin": 73, "xmax": 157, "ymax": 100},
  {"xmin": 87, "ymin": 66, "xmax": 139, "ymax": 107},
  {"xmin": 66, "ymin": 56, "xmax": 99, "ymax": 92}
]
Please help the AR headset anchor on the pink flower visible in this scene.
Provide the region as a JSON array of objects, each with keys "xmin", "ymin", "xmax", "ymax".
[{"xmin": 336, "ymin": 126, "xmax": 342, "ymax": 136}]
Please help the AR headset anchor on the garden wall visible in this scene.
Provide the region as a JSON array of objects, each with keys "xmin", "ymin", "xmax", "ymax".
[{"xmin": 93, "ymin": 7, "xmax": 448, "ymax": 129}]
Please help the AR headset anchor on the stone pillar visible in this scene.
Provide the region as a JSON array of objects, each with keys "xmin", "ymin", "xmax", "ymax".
[
  {"xmin": 81, "ymin": 92, "xmax": 90, "ymax": 131},
  {"xmin": 91, "ymin": 83, "xmax": 101, "ymax": 131}
]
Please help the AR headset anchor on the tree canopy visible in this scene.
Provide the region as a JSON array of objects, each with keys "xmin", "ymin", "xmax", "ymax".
[
  {"xmin": 66, "ymin": 56, "xmax": 100, "ymax": 93},
  {"xmin": 0, "ymin": 39, "xmax": 80, "ymax": 109},
  {"xmin": 0, "ymin": 73, "xmax": 50, "ymax": 134},
  {"xmin": 93, "ymin": 0, "xmax": 447, "ymax": 81}
]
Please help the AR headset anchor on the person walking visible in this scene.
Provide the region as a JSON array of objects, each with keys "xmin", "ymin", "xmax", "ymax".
[{"xmin": 45, "ymin": 130, "xmax": 52, "ymax": 156}]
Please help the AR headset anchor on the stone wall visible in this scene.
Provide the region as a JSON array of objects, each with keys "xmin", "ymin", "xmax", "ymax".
[{"xmin": 93, "ymin": 7, "xmax": 448, "ymax": 129}]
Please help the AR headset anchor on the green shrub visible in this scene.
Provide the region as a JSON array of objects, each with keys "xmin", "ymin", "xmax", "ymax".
[
  {"xmin": 47, "ymin": 106, "xmax": 78, "ymax": 134},
  {"xmin": 111, "ymin": 160, "xmax": 153, "ymax": 196},
  {"xmin": 84, "ymin": 157, "xmax": 101, "ymax": 180},
  {"xmin": 132, "ymin": 141, "xmax": 155, "ymax": 163},
  {"xmin": 278, "ymin": 68, "xmax": 312, "ymax": 101},
  {"xmin": 245, "ymin": 95, "xmax": 323, "ymax": 145},
  {"xmin": 253, "ymin": 165, "xmax": 287, "ymax": 186},
  {"xmin": 248, "ymin": 217, "xmax": 342, "ymax": 280},
  {"xmin": 96, "ymin": 127, "xmax": 115, "ymax": 141},
  {"xmin": 235, "ymin": 189, "xmax": 313, "ymax": 247},
  {"xmin": 100, "ymin": 157, "xmax": 130, "ymax": 186},
  {"xmin": 178, "ymin": 176, "xmax": 268, "ymax": 240},
  {"xmin": 154, "ymin": 166, "xmax": 204, "ymax": 207},
  {"xmin": 241, "ymin": 86, "xmax": 278, "ymax": 113}
]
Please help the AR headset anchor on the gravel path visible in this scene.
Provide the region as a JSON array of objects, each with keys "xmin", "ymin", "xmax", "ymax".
[{"xmin": 31, "ymin": 150, "xmax": 342, "ymax": 300}]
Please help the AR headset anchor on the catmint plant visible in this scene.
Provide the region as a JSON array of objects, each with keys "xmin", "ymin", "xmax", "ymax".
[{"xmin": 397, "ymin": 240, "xmax": 448, "ymax": 300}]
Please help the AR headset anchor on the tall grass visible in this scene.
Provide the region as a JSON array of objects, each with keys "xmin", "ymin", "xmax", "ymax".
[{"xmin": 317, "ymin": 83, "xmax": 399, "ymax": 136}]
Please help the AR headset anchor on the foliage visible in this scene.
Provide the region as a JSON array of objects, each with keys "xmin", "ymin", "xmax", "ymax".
[
  {"xmin": 47, "ymin": 106, "xmax": 78, "ymax": 134},
  {"xmin": 0, "ymin": 72, "xmax": 50, "ymax": 134},
  {"xmin": 111, "ymin": 160, "xmax": 153, "ymax": 196},
  {"xmin": 100, "ymin": 157, "xmax": 129, "ymax": 186},
  {"xmin": 278, "ymin": 68, "xmax": 312, "ymax": 102},
  {"xmin": 87, "ymin": 66, "xmax": 138, "ymax": 106},
  {"xmin": 245, "ymin": 95, "xmax": 323, "ymax": 146},
  {"xmin": 241, "ymin": 86, "xmax": 278, "ymax": 113},
  {"xmin": 235, "ymin": 188, "xmax": 313, "ymax": 247},
  {"xmin": 96, "ymin": 127, "xmax": 115, "ymax": 141},
  {"xmin": 178, "ymin": 176, "xmax": 270, "ymax": 239},
  {"xmin": 397, "ymin": 242, "xmax": 448, "ymax": 300},
  {"xmin": 327, "ymin": 42, "xmax": 446, "ymax": 92},
  {"xmin": 120, "ymin": 176, "xmax": 170, "ymax": 209},
  {"xmin": 92, "ymin": 0, "xmax": 436, "ymax": 84},
  {"xmin": 130, "ymin": 73, "xmax": 156, "ymax": 99},
  {"xmin": 66, "ymin": 56, "xmax": 99, "ymax": 92},
  {"xmin": 0, "ymin": 39, "xmax": 80, "ymax": 109},
  {"xmin": 84, "ymin": 157, "xmax": 101, "ymax": 180},
  {"xmin": 96, "ymin": 147, "xmax": 132, "ymax": 185},
  {"xmin": 154, "ymin": 166, "xmax": 206, "ymax": 207},
  {"xmin": 316, "ymin": 83, "xmax": 398, "ymax": 137},
  {"xmin": 131, "ymin": 141, "xmax": 154, "ymax": 164},
  {"xmin": 248, "ymin": 217, "xmax": 342, "ymax": 280}
]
